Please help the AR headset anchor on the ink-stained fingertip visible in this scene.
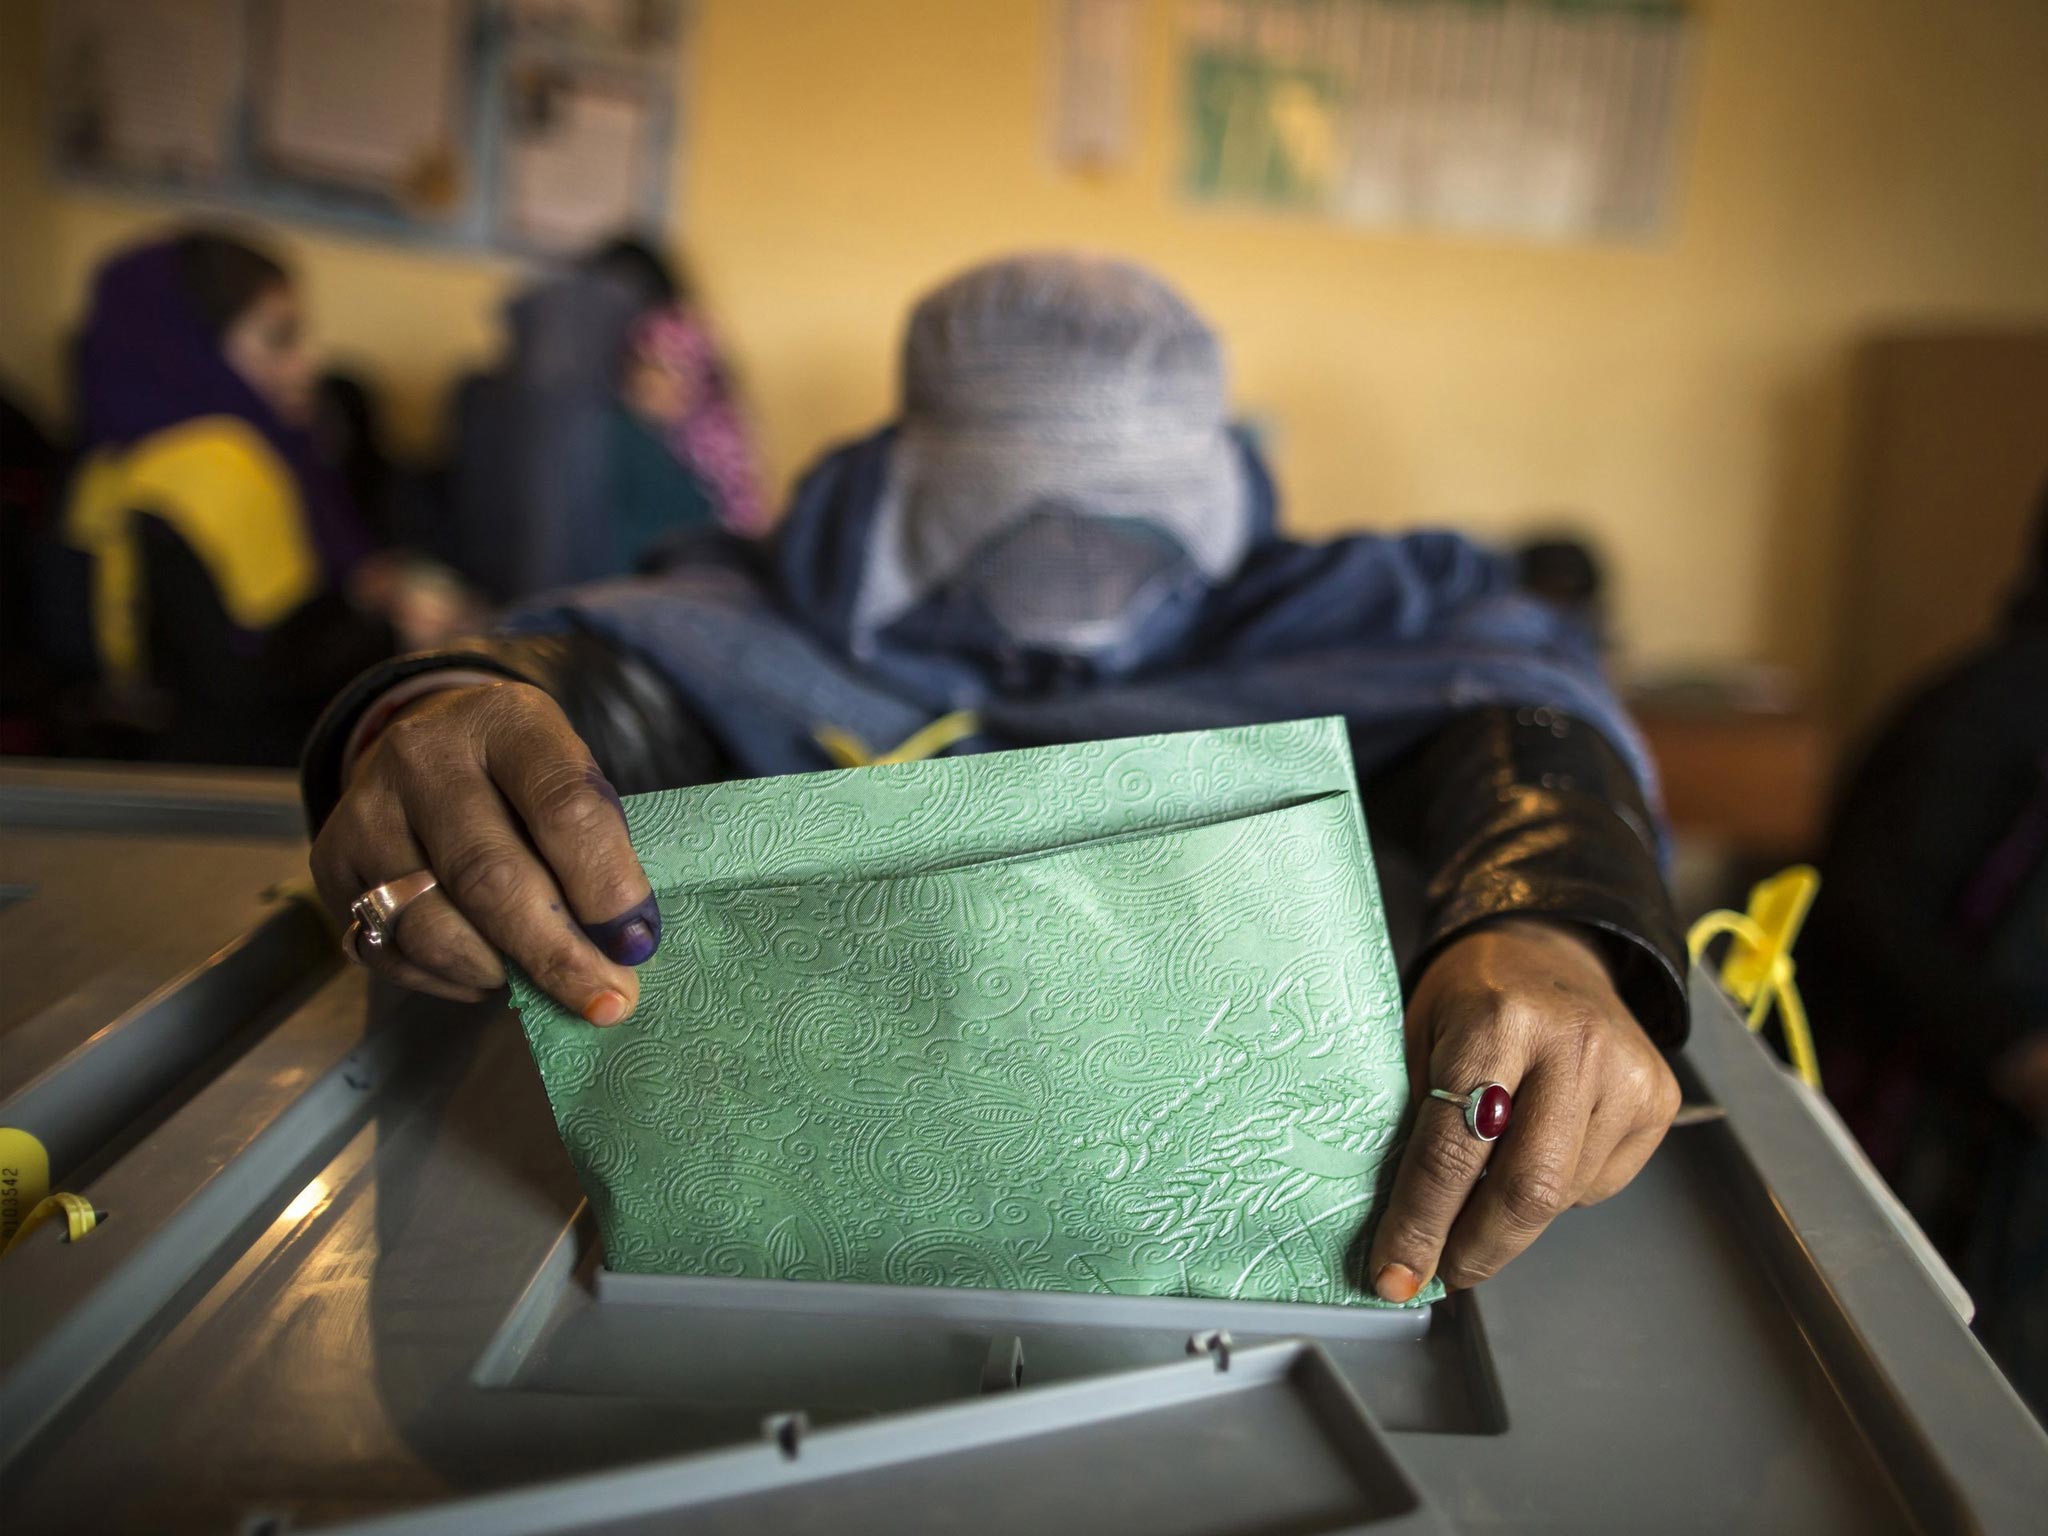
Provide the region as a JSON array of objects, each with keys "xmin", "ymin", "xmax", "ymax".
[{"xmin": 581, "ymin": 893, "xmax": 662, "ymax": 966}]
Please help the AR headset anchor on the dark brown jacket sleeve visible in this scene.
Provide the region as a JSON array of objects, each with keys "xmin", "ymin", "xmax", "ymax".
[
  {"xmin": 1365, "ymin": 706, "xmax": 1690, "ymax": 1047},
  {"xmin": 299, "ymin": 630, "xmax": 724, "ymax": 832}
]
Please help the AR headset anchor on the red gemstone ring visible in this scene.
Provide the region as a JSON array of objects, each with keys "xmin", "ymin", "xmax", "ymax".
[{"xmin": 1430, "ymin": 1082, "xmax": 1513, "ymax": 1142}]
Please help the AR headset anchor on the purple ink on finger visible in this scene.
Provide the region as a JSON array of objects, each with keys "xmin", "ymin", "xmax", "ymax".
[{"xmin": 582, "ymin": 892, "xmax": 662, "ymax": 966}]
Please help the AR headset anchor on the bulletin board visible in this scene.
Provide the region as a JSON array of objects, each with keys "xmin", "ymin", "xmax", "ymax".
[
  {"xmin": 1181, "ymin": 0, "xmax": 1693, "ymax": 240},
  {"xmin": 45, "ymin": 0, "xmax": 689, "ymax": 257}
]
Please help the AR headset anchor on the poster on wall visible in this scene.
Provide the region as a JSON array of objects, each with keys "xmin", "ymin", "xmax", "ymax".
[
  {"xmin": 252, "ymin": 0, "xmax": 470, "ymax": 221},
  {"xmin": 45, "ymin": 0, "xmax": 690, "ymax": 256},
  {"xmin": 1182, "ymin": 0, "xmax": 1692, "ymax": 240},
  {"xmin": 49, "ymin": 0, "xmax": 243, "ymax": 188},
  {"xmin": 494, "ymin": 0, "xmax": 683, "ymax": 251},
  {"xmin": 499, "ymin": 64, "xmax": 657, "ymax": 249}
]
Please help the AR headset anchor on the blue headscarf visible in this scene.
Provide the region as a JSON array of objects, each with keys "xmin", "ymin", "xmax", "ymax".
[{"xmin": 504, "ymin": 425, "xmax": 1660, "ymax": 809}]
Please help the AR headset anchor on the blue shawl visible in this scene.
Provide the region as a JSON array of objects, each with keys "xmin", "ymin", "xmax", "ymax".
[{"xmin": 505, "ymin": 429, "xmax": 1657, "ymax": 803}]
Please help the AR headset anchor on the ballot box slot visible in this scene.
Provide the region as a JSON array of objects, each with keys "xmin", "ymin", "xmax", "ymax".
[
  {"xmin": 0, "ymin": 894, "xmax": 338, "ymax": 1193},
  {"xmin": 470, "ymin": 1206, "xmax": 1506, "ymax": 1436}
]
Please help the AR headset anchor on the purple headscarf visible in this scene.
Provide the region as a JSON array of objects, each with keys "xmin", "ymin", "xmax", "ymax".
[{"xmin": 75, "ymin": 238, "xmax": 371, "ymax": 581}]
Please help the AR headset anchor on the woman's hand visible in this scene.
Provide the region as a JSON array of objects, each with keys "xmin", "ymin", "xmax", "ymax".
[
  {"xmin": 310, "ymin": 682, "xmax": 661, "ymax": 1022},
  {"xmin": 346, "ymin": 554, "xmax": 485, "ymax": 650},
  {"xmin": 1366, "ymin": 919, "xmax": 1681, "ymax": 1301}
]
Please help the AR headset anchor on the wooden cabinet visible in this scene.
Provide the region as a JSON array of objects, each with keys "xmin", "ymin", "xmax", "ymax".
[{"xmin": 1834, "ymin": 331, "xmax": 2048, "ymax": 742}]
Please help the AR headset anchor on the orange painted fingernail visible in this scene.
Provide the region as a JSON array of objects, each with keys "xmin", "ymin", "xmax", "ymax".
[
  {"xmin": 1374, "ymin": 1262, "xmax": 1422, "ymax": 1303},
  {"xmin": 582, "ymin": 989, "xmax": 630, "ymax": 1027}
]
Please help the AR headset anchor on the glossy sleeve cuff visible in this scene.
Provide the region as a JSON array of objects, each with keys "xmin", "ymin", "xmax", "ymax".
[{"xmin": 299, "ymin": 648, "xmax": 542, "ymax": 833}]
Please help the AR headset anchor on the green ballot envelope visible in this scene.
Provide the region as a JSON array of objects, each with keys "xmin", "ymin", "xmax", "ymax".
[{"xmin": 509, "ymin": 716, "xmax": 1437, "ymax": 1308}]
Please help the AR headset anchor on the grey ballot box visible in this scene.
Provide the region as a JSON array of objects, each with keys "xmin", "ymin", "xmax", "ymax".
[{"xmin": 1, "ymin": 764, "xmax": 2044, "ymax": 1534}]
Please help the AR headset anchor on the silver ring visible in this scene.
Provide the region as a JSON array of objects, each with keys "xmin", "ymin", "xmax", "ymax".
[
  {"xmin": 1428, "ymin": 1082, "xmax": 1513, "ymax": 1142},
  {"xmin": 344, "ymin": 870, "xmax": 439, "ymax": 963}
]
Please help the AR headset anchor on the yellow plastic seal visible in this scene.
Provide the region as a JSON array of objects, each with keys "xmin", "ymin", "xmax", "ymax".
[
  {"xmin": 815, "ymin": 710, "xmax": 982, "ymax": 768},
  {"xmin": 1689, "ymin": 865, "xmax": 1822, "ymax": 1089},
  {"xmin": 0, "ymin": 1192, "xmax": 99, "ymax": 1259},
  {"xmin": 0, "ymin": 1127, "xmax": 51, "ymax": 1247}
]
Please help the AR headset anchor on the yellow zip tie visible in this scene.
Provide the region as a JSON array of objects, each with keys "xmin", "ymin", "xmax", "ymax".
[
  {"xmin": 1688, "ymin": 865, "xmax": 1822, "ymax": 1089},
  {"xmin": 814, "ymin": 710, "xmax": 982, "ymax": 769},
  {"xmin": 0, "ymin": 1192, "xmax": 99, "ymax": 1260},
  {"xmin": 814, "ymin": 725, "xmax": 874, "ymax": 769}
]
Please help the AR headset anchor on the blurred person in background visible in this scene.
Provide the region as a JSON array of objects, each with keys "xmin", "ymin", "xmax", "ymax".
[
  {"xmin": 313, "ymin": 368, "xmax": 484, "ymax": 651},
  {"xmin": 61, "ymin": 230, "xmax": 457, "ymax": 764},
  {"xmin": 1804, "ymin": 486, "xmax": 2048, "ymax": 1415},
  {"xmin": 0, "ymin": 388, "xmax": 72, "ymax": 754},
  {"xmin": 304, "ymin": 254, "xmax": 1693, "ymax": 1302},
  {"xmin": 618, "ymin": 304, "xmax": 767, "ymax": 544},
  {"xmin": 312, "ymin": 370, "xmax": 400, "ymax": 549},
  {"xmin": 445, "ymin": 234, "xmax": 763, "ymax": 605},
  {"xmin": 1516, "ymin": 531, "xmax": 1610, "ymax": 650}
]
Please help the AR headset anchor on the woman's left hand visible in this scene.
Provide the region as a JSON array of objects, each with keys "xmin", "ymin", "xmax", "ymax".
[{"xmin": 1365, "ymin": 918, "xmax": 1681, "ymax": 1302}]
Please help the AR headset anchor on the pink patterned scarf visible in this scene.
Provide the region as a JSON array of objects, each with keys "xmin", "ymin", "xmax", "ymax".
[{"xmin": 624, "ymin": 307, "xmax": 768, "ymax": 535}]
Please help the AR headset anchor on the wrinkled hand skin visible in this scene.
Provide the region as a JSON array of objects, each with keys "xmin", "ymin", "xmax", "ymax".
[
  {"xmin": 309, "ymin": 682, "xmax": 661, "ymax": 1025},
  {"xmin": 1367, "ymin": 918, "xmax": 1682, "ymax": 1301}
]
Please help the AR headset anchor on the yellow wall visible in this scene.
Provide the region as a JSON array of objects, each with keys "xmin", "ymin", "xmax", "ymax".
[{"xmin": 4, "ymin": 0, "xmax": 2047, "ymax": 683}]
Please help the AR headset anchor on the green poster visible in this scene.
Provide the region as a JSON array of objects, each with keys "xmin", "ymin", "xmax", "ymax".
[{"xmin": 1185, "ymin": 49, "xmax": 1341, "ymax": 208}]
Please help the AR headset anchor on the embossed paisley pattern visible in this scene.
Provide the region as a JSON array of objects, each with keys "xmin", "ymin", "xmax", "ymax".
[{"xmin": 511, "ymin": 718, "xmax": 1440, "ymax": 1307}]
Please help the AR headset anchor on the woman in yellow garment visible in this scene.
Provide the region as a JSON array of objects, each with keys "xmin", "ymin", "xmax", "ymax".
[{"xmin": 65, "ymin": 231, "xmax": 406, "ymax": 763}]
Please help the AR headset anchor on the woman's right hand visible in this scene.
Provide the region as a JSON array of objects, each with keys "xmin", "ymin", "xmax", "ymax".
[{"xmin": 310, "ymin": 682, "xmax": 661, "ymax": 1022}]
